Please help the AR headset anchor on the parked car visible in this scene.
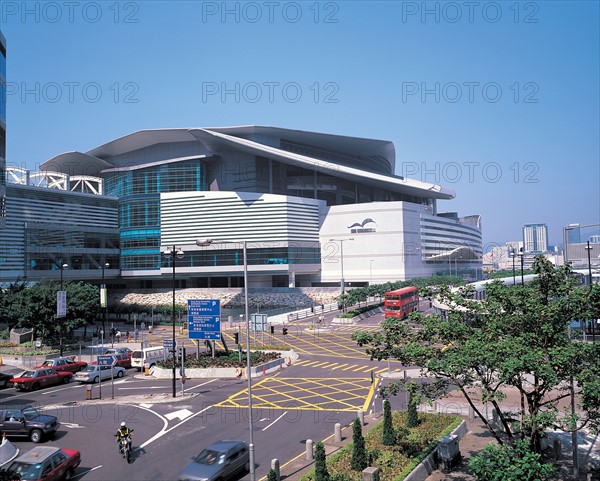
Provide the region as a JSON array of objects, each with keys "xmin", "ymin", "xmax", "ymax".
[
  {"xmin": 105, "ymin": 347, "xmax": 133, "ymax": 358},
  {"xmin": 178, "ymin": 440, "xmax": 249, "ymax": 481},
  {"xmin": 0, "ymin": 372, "xmax": 13, "ymax": 388},
  {"xmin": 92, "ymin": 353, "xmax": 132, "ymax": 369},
  {"xmin": 35, "ymin": 356, "xmax": 87, "ymax": 373},
  {"xmin": 0, "ymin": 405, "xmax": 60, "ymax": 443},
  {"xmin": 73, "ymin": 365, "xmax": 125, "ymax": 383},
  {"xmin": 6, "ymin": 446, "xmax": 80, "ymax": 481},
  {"xmin": 10, "ymin": 369, "xmax": 72, "ymax": 391}
]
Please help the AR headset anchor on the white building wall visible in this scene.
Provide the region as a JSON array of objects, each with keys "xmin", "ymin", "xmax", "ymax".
[{"xmin": 320, "ymin": 202, "xmax": 429, "ymax": 284}]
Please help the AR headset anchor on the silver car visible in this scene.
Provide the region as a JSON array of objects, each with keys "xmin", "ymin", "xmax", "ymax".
[
  {"xmin": 178, "ymin": 440, "xmax": 249, "ymax": 481},
  {"xmin": 73, "ymin": 365, "xmax": 125, "ymax": 383}
]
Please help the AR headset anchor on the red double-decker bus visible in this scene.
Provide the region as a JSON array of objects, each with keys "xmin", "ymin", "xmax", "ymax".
[{"xmin": 384, "ymin": 286, "xmax": 419, "ymax": 319}]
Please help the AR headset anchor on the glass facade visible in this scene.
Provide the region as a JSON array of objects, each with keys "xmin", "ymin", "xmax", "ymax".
[
  {"xmin": 164, "ymin": 245, "xmax": 321, "ymax": 269},
  {"xmin": 0, "ymin": 31, "xmax": 7, "ymax": 226},
  {"xmin": 104, "ymin": 159, "xmax": 205, "ymax": 270}
]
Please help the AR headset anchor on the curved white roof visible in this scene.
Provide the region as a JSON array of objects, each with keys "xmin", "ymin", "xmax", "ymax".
[{"xmin": 40, "ymin": 126, "xmax": 454, "ymax": 200}]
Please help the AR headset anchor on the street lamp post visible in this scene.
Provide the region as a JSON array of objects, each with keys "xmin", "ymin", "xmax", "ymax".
[
  {"xmin": 100, "ymin": 262, "xmax": 109, "ymax": 342},
  {"xmin": 585, "ymin": 241, "xmax": 595, "ymax": 340},
  {"xmin": 164, "ymin": 246, "xmax": 184, "ymax": 398},
  {"xmin": 509, "ymin": 250, "xmax": 516, "ymax": 285},
  {"xmin": 329, "ymin": 238, "xmax": 354, "ymax": 293},
  {"xmin": 518, "ymin": 248, "xmax": 525, "ymax": 286},
  {"xmin": 58, "ymin": 262, "xmax": 68, "ymax": 356},
  {"xmin": 196, "ymin": 239, "xmax": 255, "ymax": 481},
  {"xmin": 369, "ymin": 259, "xmax": 374, "ymax": 285}
]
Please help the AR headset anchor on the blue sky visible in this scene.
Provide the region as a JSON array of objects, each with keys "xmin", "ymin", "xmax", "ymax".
[{"xmin": 2, "ymin": 0, "xmax": 599, "ymax": 249}]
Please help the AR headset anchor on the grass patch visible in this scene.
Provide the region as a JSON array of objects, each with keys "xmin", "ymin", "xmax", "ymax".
[{"xmin": 300, "ymin": 412, "xmax": 461, "ymax": 481}]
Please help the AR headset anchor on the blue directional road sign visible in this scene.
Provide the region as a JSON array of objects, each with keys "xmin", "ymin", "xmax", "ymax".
[
  {"xmin": 163, "ymin": 339, "xmax": 177, "ymax": 349},
  {"xmin": 97, "ymin": 355, "xmax": 114, "ymax": 366},
  {"xmin": 188, "ymin": 299, "xmax": 221, "ymax": 340}
]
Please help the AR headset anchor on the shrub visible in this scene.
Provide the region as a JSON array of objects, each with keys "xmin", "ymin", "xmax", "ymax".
[
  {"xmin": 468, "ymin": 441, "xmax": 556, "ymax": 481},
  {"xmin": 406, "ymin": 391, "xmax": 419, "ymax": 428},
  {"xmin": 267, "ymin": 468, "xmax": 278, "ymax": 481},
  {"xmin": 382, "ymin": 399, "xmax": 395, "ymax": 445},
  {"xmin": 350, "ymin": 418, "xmax": 367, "ymax": 471},
  {"xmin": 315, "ymin": 441, "xmax": 330, "ymax": 481}
]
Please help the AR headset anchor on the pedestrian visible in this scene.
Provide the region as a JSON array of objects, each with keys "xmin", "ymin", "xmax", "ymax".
[
  {"xmin": 116, "ymin": 330, "xmax": 122, "ymax": 343},
  {"xmin": 135, "ymin": 328, "xmax": 139, "ymax": 341},
  {"xmin": 126, "ymin": 331, "xmax": 131, "ymax": 343}
]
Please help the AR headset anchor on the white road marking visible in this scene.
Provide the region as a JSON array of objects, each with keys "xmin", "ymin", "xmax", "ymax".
[
  {"xmin": 61, "ymin": 422, "xmax": 85, "ymax": 429},
  {"xmin": 138, "ymin": 404, "xmax": 214, "ymax": 450},
  {"xmin": 262, "ymin": 412, "xmax": 288, "ymax": 431},
  {"xmin": 183, "ymin": 379, "xmax": 217, "ymax": 392},
  {"xmin": 73, "ymin": 465, "xmax": 102, "ymax": 479},
  {"xmin": 165, "ymin": 409, "xmax": 193, "ymax": 421},
  {"xmin": 118, "ymin": 386, "xmax": 167, "ymax": 390}
]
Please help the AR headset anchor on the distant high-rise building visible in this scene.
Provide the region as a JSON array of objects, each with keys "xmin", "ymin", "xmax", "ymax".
[
  {"xmin": 590, "ymin": 235, "xmax": 600, "ymax": 243},
  {"xmin": 567, "ymin": 223, "xmax": 581, "ymax": 243},
  {"xmin": 0, "ymin": 30, "xmax": 6, "ymax": 227},
  {"xmin": 523, "ymin": 223, "xmax": 549, "ymax": 253}
]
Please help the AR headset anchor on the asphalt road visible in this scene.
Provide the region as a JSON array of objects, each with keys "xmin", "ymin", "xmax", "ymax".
[{"xmin": 0, "ymin": 304, "xmax": 429, "ymax": 481}]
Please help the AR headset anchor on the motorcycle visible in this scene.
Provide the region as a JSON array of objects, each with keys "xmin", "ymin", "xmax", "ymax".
[{"xmin": 118, "ymin": 436, "xmax": 132, "ymax": 463}]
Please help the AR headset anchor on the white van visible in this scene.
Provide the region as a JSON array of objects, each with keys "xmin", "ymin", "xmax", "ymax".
[{"xmin": 131, "ymin": 346, "xmax": 169, "ymax": 371}]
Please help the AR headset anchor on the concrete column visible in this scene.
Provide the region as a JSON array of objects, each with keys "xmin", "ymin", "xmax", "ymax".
[
  {"xmin": 305, "ymin": 439, "xmax": 313, "ymax": 461},
  {"xmin": 288, "ymin": 271, "xmax": 296, "ymax": 288},
  {"xmin": 334, "ymin": 423, "xmax": 342, "ymax": 442}
]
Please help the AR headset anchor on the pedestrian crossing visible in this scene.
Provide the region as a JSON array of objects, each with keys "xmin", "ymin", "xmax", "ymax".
[{"xmin": 292, "ymin": 358, "xmax": 394, "ymax": 374}]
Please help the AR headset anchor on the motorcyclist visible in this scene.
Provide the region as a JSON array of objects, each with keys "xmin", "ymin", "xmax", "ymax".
[{"xmin": 115, "ymin": 421, "xmax": 134, "ymax": 453}]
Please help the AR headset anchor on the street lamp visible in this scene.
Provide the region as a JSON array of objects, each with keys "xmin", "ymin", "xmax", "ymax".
[
  {"xmin": 370, "ymin": 259, "xmax": 374, "ymax": 285},
  {"xmin": 328, "ymin": 238, "xmax": 354, "ymax": 293},
  {"xmin": 100, "ymin": 262, "xmax": 109, "ymax": 341},
  {"xmin": 585, "ymin": 241, "xmax": 595, "ymax": 340},
  {"xmin": 509, "ymin": 250, "xmax": 516, "ymax": 285},
  {"xmin": 517, "ymin": 248, "xmax": 524, "ymax": 286},
  {"xmin": 164, "ymin": 246, "xmax": 184, "ymax": 398},
  {"xmin": 58, "ymin": 262, "xmax": 68, "ymax": 356},
  {"xmin": 196, "ymin": 238, "xmax": 255, "ymax": 481}
]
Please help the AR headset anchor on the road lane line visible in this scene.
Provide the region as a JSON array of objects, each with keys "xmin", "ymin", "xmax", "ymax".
[
  {"xmin": 72, "ymin": 465, "xmax": 102, "ymax": 479},
  {"xmin": 261, "ymin": 411, "xmax": 288, "ymax": 431},
  {"xmin": 362, "ymin": 378, "xmax": 378, "ymax": 412}
]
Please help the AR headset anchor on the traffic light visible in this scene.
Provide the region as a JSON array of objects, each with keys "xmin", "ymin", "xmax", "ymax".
[
  {"xmin": 270, "ymin": 325, "xmax": 274, "ymax": 334},
  {"xmin": 234, "ymin": 332, "xmax": 239, "ymax": 344},
  {"xmin": 282, "ymin": 327, "xmax": 288, "ymax": 335}
]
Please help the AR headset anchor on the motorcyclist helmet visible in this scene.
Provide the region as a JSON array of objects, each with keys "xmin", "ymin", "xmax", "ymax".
[{"xmin": 121, "ymin": 421, "xmax": 126, "ymax": 427}]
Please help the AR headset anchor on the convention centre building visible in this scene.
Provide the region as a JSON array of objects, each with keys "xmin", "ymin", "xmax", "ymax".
[{"xmin": 1, "ymin": 126, "xmax": 483, "ymax": 288}]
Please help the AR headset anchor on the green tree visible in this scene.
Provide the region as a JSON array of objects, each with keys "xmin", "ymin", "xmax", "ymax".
[
  {"xmin": 350, "ymin": 417, "xmax": 367, "ymax": 471},
  {"xmin": 468, "ymin": 441, "xmax": 555, "ymax": 481},
  {"xmin": 353, "ymin": 256, "xmax": 600, "ymax": 454},
  {"xmin": 406, "ymin": 385, "xmax": 420, "ymax": 428},
  {"xmin": 314, "ymin": 441, "xmax": 330, "ymax": 481},
  {"xmin": 382, "ymin": 399, "xmax": 396, "ymax": 445}
]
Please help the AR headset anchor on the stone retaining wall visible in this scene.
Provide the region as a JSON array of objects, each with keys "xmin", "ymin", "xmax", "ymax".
[
  {"xmin": 112, "ymin": 288, "xmax": 341, "ymax": 309},
  {"xmin": 403, "ymin": 420, "xmax": 468, "ymax": 481}
]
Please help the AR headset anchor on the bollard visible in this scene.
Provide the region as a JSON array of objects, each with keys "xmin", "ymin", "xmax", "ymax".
[
  {"xmin": 305, "ymin": 439, "xmax": 314, "ymax": 461},
  {"xmin": 362, "ymin": 467, "xmax": 380, "ymax": 481},
  {"xmin": 86, "ymin": 384, "xmax": 92, "ymax": 400},
  {"xmin": 271, "ymin": 459, "xmax": 280, "ymax": 481},
  {"xmin": 144, "ymin": 363, "xmax": 150, "ymax": 376},
  {"xmin": 334, "ymin": 423, "xmax": 342, "ymax": 442},
  {"xmin": 179, "ymin": 326, "xmax": 183, "ymax": 334},
  {"xmin": 358, "ymin": 409, "xmax": 365, "ymax": 426}
]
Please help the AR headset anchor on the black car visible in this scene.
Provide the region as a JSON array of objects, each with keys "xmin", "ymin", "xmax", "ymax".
[
  {"xmin": 0, "ymin": 372, "xmax": 12, "ymax": 388},
  {"xmin": 0, "ymin": 406, "xmax": 60, "ymax": 443}
]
